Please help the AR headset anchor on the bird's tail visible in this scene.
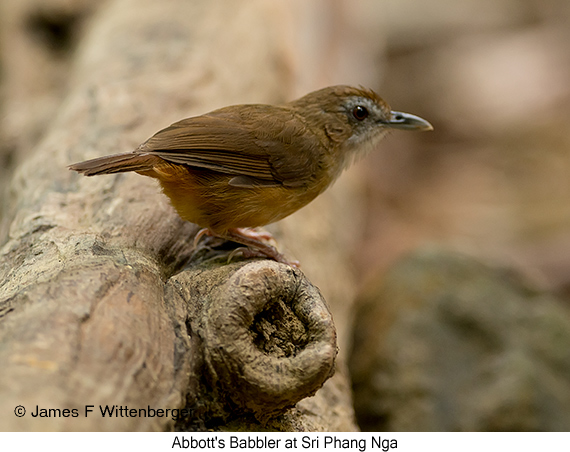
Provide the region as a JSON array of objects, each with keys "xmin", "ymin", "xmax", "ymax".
[{"xmin": 69, "ymin": 152, "xmax": 159, "ymax": 176}]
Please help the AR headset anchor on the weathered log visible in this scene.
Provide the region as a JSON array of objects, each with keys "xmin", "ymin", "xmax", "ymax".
[{"xmin": 0, "ymin": 0, "xmax": 357, "ymax": 431}]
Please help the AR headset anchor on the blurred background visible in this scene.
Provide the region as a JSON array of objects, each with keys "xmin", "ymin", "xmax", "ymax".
[
  {"xmin": 2, "ymin": 0, "xmax": 570, "ymax": 291},
  {"xmin": 1, "ymin": 0, "xmax": 569, "ymax": 431}
]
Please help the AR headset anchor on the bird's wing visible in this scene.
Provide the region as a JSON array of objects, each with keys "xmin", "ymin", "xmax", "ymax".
[{"xmin": 137, "ymin": 105, "xmax": 324, "ymax": 188}]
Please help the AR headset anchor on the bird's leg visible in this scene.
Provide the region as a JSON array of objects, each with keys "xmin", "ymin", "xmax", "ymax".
[
  {"xmin": 193, "ymin": 227, "xmax": 299, "ymax": 267},
  {"xmin": 193, "ymin": 227, "xmax": 274, "ymax": 249},
  {"xmin": 229, "ymin": 227, "xmax": 275, "ymax": 243},
  {"xmin": 212, "ymin": 227, "xmax": 299, "ymax": 267}
]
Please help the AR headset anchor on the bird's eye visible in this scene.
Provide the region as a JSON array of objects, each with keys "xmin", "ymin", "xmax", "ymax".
[{"xmin": 352, "ymin": 105, "xmax": 369, "ymax": 121}]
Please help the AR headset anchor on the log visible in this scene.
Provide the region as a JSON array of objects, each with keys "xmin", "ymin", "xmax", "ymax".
[{"xmin": 0, "ymin": 0, "xmax": 358, "ymax": 431}]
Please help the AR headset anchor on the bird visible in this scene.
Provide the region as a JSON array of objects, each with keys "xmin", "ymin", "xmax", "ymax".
[{"xmin": 69, "ymin": 85, "xmax": 432, "ymax": 266}]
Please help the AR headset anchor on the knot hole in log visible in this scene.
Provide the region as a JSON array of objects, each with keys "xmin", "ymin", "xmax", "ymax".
[{"xmin": 174, "ymin": 260, "xmax": 337, "ymax": 423}]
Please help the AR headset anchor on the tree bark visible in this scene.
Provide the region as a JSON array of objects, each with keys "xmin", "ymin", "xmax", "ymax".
[{"xmin": 0, "ymin": 0, "xmax": 358, "ymax": 431}]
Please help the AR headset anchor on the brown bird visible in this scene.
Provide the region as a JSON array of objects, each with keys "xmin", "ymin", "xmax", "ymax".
[{"xmin": 70, "ymin": 85, "xmax": 432, "ymax": 265}]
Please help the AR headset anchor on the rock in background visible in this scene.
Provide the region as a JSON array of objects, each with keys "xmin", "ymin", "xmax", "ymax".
[{"xmin": 350, "ymin": 248, "xmax": 570, "ymax": 431}]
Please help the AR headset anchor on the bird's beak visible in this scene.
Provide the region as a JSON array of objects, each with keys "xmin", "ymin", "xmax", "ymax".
[{"xmin": 385, "ymin": 111, "xmax": 433, "ymax": 131}]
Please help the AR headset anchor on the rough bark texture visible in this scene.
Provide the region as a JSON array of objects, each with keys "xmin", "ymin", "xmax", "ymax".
[{"xmin": 0, "ymin": 0, "xmax": 358, "ymax": 431}]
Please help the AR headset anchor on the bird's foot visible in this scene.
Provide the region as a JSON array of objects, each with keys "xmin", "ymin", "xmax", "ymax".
[
  {"xmin": 196, "ymin": 227, "xmax": 299, "ymax": 267},
  {"xmin": 226, "ymin": 228, "xmax": 299, "ymax": 267},
  {"xmin": 193, "ymin": 227, "xmax": 214, "ymax": 249},
  {"xmin": 230, "ymin": 227, "xmax": 276, "ymax": 243},
  {"xmin": 226, "ymin": 246, "xmax": 300, "ymax": 268}
]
